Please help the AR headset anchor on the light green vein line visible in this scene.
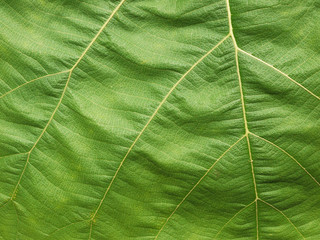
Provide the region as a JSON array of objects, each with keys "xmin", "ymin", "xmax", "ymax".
[
  {"xmin": 250, "ymin": 132, "xmax": 320, "ymax": 187},
  {"xmin": 89, "ymin": 34, "xmax": 231, "ymax": 225},
  {"xmin": 45, "ymin": 220, "xmax": 89, "ymax": 239},
  {"xmin": 259, "ymin": 199, "xmax": 305, "ymax": 239},
  {"xmin": 214, "ymin": 200, "xmax": 256, "ymax": 239},
  {"xmin": 0, "ymin": 70, "xmax": 70, "ymax": 99},
  {"xmin": 226, "ymin": 0, "xmax": 259, "ymax": 238},
  {"xmin": 0, "ymin": 152, "xmax": 28, "ymax": 159},
  {"xmin": 238, "ymin": 48, "xmax": 320, "ymax": 101},
  {"xmin": 10, "ymin": 0, "xmax": 127, "ymax": 201},
  {"xmin": 154, "ymin": 135, "xmax": 245, "ymax": 239}
]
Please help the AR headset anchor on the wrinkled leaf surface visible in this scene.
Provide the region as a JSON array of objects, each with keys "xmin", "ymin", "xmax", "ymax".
[{"xmin": 1, "ymin": 0, "xmax": 320, "ymax": 239}]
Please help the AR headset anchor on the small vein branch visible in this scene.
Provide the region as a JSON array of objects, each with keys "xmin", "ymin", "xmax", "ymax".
[
  {"xmin": 10, "ymin": 70, "xmax": 73, "ymax": 199},
  {"xmin": 250, "ymin": 132, "xmax": 320, "ymax": 187},
  {"xmin": 0, "ymin": 70, "xmax": 70, "ymax": 99},
  {"xmin": 11, "ymin": 153, "xmax": 30, "ymax": 200},
  {"xmin": 0, "ymin": 199, "xmax": 10, "ymax": 210},
  {"xmin": 154, "ymin": 135, "xmax": 245, "ymax": 239},
  {"xmin": 89, "ymin": 34, "xmax": 230, "ymax": 223},
  {"xmin": 88, "ymin": 221, "xmax": 93, "ymax": 240},
  {"xmin": 45, "ymin": 220, "xmax": 89, "ymax": 239},
  {"xmin": 71, "ymin": 0, "xmax": 126, "ymax": 71},
  {"xmin": 259, "ymin": 199, "xmax": 305, "ymax": 239},
  {"xmin": 0, "ymin": 152, "xmax": 28, "ymax": 159},
  {"xmin": 238, "ymin": 48, "xmax": 320, "ymax": 101},
  {"xmin": 214, "ymin": 200, "xmax": 256, "ymax": 239}
]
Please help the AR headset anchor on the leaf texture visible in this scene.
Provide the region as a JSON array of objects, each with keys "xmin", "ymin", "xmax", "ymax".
[{"xmin": 1, "ymin": 0, "xmax": 320, "ymax": 239}]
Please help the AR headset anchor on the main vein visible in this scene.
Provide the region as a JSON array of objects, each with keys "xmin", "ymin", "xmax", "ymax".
[
  {"xmin": 10, "ymin": 0, "xmax": 126, "ymax": 200},
  {"xmin": 226, "ymin": 0, "xmax": 259, "ymax": 239}
]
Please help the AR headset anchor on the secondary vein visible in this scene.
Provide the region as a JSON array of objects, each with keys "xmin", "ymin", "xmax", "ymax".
[
  {"xmin": 89, "ymin": 34, "xmax": 231, "ymax": 224},
  {"xmin": 10, "ymin": 0, "xmax": 127, "ymax": 202},
  {"xmin": 238, "ymin": 48, "xmax": 320, "ymax": 101}
]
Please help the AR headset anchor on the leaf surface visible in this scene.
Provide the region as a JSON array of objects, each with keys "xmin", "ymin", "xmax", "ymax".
[{"xmin": 1, "ymin": 0, "xmax": 320, "ymax": 239}]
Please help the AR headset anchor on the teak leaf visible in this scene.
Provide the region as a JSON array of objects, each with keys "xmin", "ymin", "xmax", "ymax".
[{"xmin": 1, "ymin": 0, "xmax": 320, "ymax": 239}]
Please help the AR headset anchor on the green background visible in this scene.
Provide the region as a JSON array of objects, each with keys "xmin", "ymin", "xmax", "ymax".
[{"xmin": 1, "ymin": 0, "xmax": 320, "ymax": 239}]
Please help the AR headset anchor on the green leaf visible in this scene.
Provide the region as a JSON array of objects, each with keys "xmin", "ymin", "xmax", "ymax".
[{"xmin": 1, "ymin": 0, "xmax": 320, "ymax": 239}]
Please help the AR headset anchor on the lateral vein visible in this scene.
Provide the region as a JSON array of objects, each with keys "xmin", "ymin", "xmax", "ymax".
[
  {"xmin": 250, "ymin": 132, "xmax": 320, "ymax": 187},
  {"xmin": 89, "ymin": 34, "xmax": 231, "ymax": 223},
  {"xmin": 0, "ymin": 70, "xmax": 70, "ymax": 99},
  {"xmin": 259, "ymin": 199, "xmax": 305, "ymax": 239},
  {"xmin": 238, "ymin": 48, "xmax": 320, "ymax": 101},
  {"xmin": 154, "ymin": 136, "xmax": 246, "ymax": 239},
  {"xmin": 10, "ymin": 0, "xmax": 126, "ymax": 201},
  {"xmin": 214, "ymin": 200, "xmax": 256, "ymax": 239}
]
